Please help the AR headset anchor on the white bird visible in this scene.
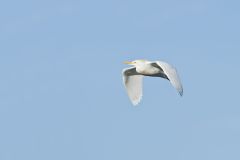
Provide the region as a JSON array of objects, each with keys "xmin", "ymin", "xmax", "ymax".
[{"xmin": 122, "ymin": 59, "xmax": 183, "ymax": 106}]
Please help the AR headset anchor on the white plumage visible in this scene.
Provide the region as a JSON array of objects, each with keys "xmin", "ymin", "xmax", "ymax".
[{"xmin": 122, "ymin": 59, "xmax": 183, "ymax": 106}]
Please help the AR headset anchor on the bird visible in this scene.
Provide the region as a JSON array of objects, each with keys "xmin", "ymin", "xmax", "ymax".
[{"xmin": 122, "ymin": 59, "xmax": 183, "ymax": 106}]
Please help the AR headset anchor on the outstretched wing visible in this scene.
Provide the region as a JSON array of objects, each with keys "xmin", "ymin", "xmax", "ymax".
[
  {"xmin": 154, "ymin": 61, "xmax": 183, "ymax": 96},
  {"xmin": 122, "ymin": 67, "xmax": 143, "ymax": 106}
]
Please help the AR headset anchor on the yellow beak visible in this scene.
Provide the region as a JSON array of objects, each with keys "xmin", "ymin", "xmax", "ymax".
[{"xmin": 123, "ymin": 61, "xmax": 133, "ymax": 65}]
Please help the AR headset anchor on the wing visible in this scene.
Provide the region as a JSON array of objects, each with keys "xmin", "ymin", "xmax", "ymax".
[
  {"xmin": 122, "ymin": 67, "xmax": 143, "ymax": 106},
  {"xmin": 155, "ymin": 61, "xmax": 183, "ymax": 96}
]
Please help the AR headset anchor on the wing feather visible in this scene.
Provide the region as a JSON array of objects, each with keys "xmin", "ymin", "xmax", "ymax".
[
  {"xmin": 155, "ymin": 61, "xmax": 183, "ymax": 96},
  {"xmin": 122, "ymin": 67, "xmax": 143, "ymax": 106}
]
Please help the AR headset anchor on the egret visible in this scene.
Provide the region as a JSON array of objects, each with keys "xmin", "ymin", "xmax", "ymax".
[{"xmin": 122, "ymin": 59, "xmax": 183, "ymax": 106}]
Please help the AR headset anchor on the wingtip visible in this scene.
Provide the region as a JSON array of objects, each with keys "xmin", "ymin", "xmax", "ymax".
[
  {"xmin": 131, "ymin": 98, "xmax": 141, "ymax": 106},
  {"xmin": 132, "ymin": 103, "xmax": 139, "ymax": 106},
  {"xmin": 179, "ymin": 90, "xmax": 183, "ymax": 96}
]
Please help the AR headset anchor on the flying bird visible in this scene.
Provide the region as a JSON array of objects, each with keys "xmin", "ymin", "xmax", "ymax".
[{"xmin": 122, "ymin": 59, "xmax": 183, "ymax": 106}]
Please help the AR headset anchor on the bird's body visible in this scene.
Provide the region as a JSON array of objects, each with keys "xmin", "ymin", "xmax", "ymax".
[
  {"xmin": 136, "ymin": 63, "xmax": 160, "ymax": 75},
  {"xmin": 122, "ymin": 59, "xmax": 183, "ymax": 106}
]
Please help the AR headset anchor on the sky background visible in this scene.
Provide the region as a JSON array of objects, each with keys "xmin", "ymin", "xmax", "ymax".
[{"xmin": 0, "ymin": 0, "xmax": 240, "ymax": 160}]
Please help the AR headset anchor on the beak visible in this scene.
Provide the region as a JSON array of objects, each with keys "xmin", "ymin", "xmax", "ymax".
[{"xmin": 123, "ymin": 61, "xmax": 133, "ymax": 65}]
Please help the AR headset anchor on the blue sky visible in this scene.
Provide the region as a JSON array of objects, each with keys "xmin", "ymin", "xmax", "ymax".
[{"xmin": 0, "ymin": 0, "xmax": 240, "ymax": 159}]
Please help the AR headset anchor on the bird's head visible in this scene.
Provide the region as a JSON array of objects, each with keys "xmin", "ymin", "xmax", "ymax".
[{"xmin": 124, "ymin": 59, "xmax": 148, "ymax": 66}]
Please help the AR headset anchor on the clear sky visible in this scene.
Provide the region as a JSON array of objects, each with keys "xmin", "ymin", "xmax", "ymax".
[{"xmin": 0, "ymin": 0, "xmax": 240, "ymax": 160}]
